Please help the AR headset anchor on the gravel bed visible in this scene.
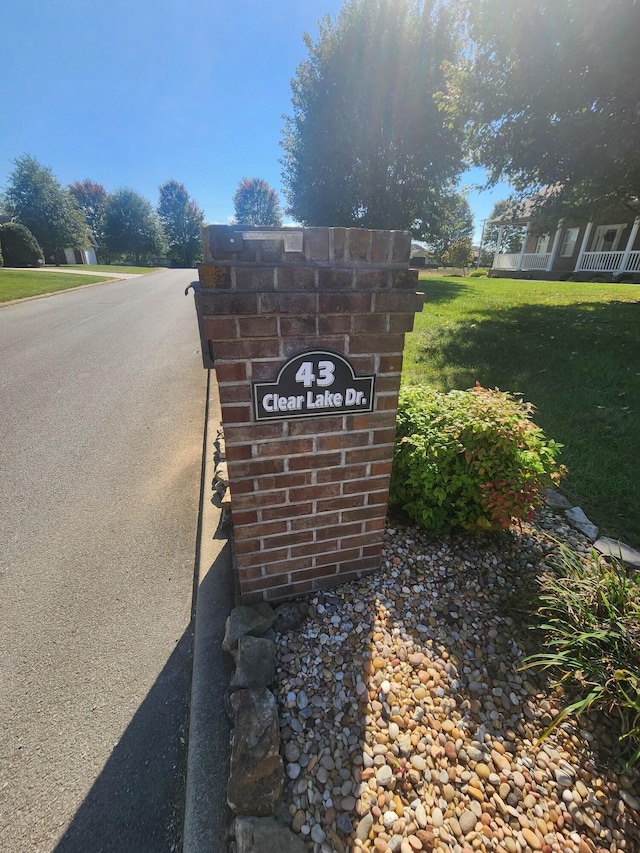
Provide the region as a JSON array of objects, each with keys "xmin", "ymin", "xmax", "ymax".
[{"xmin": 273, "ymin": 508, "xmax": 640, "ymax": 853}]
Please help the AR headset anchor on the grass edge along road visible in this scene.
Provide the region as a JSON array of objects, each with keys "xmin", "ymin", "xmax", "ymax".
[
  {"xmin": 404, "ymin": 273, "xmax": 640, "ymax": 549},
  {"xmin": 0, "ymin": 268, "xmax": 119, "ymax": 302},
  {"xmin": 0, "ymin": 264, "xmax": 163, "ymax": 303},
  {"xmin": 49, "ymin": 264, "xmax": 162, "ymax": 275}
]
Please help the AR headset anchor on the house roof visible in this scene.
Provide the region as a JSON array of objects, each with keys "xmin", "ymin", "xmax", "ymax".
[{"xmin": 488, "ymin": 187, "xmax": 563, "ymax": 225}]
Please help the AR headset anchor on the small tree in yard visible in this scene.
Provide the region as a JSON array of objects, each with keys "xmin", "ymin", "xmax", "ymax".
[
  {"xmin": 441, "ymin": 236, "xmax": 474, "ymax": 274},
  {"xmin": 232, "ymin": 178, "xmax": 282, "ymax": 227}
]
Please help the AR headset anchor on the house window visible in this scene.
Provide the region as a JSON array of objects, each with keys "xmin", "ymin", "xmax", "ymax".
[
  {"xmin": 561, "ymin": 227, "xmax": 579, "ymax": 257},
  {"xmin": 592, "ymin": 224, "xmax": 625, "ymax": 252},
  {"xmin": 534, "ymin": 233, "xmax": 550, "ymax": 254}
]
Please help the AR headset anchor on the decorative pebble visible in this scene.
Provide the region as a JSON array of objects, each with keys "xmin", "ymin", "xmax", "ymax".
[
  {"xmin": 269, "ymin": 517, "xmax": 637, "ymax": 853},
  {"xmin": 376, "ymin": 765, "xmax": 393, "ymax": 787},
  {"xmin": 459, "ymin": 809, "xmax": 477, "ymax": 835}
]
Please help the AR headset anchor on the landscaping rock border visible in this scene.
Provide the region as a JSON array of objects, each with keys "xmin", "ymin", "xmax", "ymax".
[{"xmin": 220, "ymin": 493, "xmax": 640, "ymax": 852}]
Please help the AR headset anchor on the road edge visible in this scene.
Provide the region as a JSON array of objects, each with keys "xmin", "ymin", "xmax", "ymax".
[{"xmin": 183, "ymin": 370, "xmax": 234, "ymax": 852}]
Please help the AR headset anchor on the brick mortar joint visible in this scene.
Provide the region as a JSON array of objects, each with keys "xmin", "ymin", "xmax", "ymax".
[{"xmin": 198, "ymin": 261, "xmax": 410, "ymax": 271}]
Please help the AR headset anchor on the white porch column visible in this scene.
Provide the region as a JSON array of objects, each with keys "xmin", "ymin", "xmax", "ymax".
[
  {"xmin": 620, "ymin": 217, "xmax": 640, "ymax": 272},
  {"xmin": 517, "ymin": 224, "xmax": 529, "ymax": 270},
  {"xmin": 546, "ymin": 219, "xmax": 564, "ymax": 271},
  {"xmin": 492, "ymin": 225, "xmax": 504, "ymax": 270},
  {"xmin": 575, "ymin": 222, "xmax": 593, "ymax": 271}
]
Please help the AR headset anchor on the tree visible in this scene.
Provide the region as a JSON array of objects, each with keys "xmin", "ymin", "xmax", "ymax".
[
  {"xmin": 0, "ymin": 222, "xmax": 45, "ymax": 267},
  {"xmin": 451, "ymin": 0, "xmax": 640, "ymax": 220},
  {"xmin": 441, "ymin": 236, "xmax": 474, "ymax": 273},
  {"xmin": 103, "ymin": 188, "xmax": 166, "ymax": 265},
  {"xmin": 427, "ymin": 192, "xmax": 473, "ymax": 263},
  {"xmin": 478, "ymin": 199, "xmax": 525, "ymax": 266},
  {"xmin": 3, "ymin": 155, "xmax": 88, "ymax": 260},
  {"xmin": 232, "ymin": 178, "xmax": 282, "ymax": 227},
  {"xmin": 157, "ymin": 180, "xmax": 204, "ymax": 267},
  {"xmin": 68, "ymin": 179, "xmax": 108, "ymax": 248},
  {"xmin": 280, "ymin": 0, "xmax": 465, "ymax": 239}
]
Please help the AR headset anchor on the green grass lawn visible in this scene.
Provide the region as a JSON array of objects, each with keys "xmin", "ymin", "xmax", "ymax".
[
  {"xmin": 404, "ymin": 274, "xmax": 640, "ymax": 548},
  {"xmin": 0, "ymin": 269, "xmax": 113, "ymax": 302},
  {"xmin": 46, "ymin": 264, "xmax": 162, "ymax": 274}
]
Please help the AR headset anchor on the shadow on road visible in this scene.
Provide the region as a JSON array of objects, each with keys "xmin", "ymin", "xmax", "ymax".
[
  {"xmin": 53, "ymin": 527, "xmax": 236, "ymax": 853},
  {"xmin": 53, "ymin": 629, "xmax": 194, "ymax": 853}
]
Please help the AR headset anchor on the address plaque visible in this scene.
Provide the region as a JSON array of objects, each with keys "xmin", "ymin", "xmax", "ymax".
[{"xmin": 252, "ymin": 351, "xmax": 375, "ymax": 422}]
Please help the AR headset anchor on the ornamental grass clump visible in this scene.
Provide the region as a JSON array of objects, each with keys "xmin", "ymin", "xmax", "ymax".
[
  {"xmin": 389, "ymin": 384, "xmax": 564, "ymax": 533},
  {"xmin": 523, "ymin": 547, "xmax": 640, "ymax": 767}
]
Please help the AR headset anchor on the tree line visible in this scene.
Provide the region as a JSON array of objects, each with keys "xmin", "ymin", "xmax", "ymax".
[
  {"xmin": 4, "ymin": 0, "xmax": 636, "ymax": 269},
  {"xmin": 0, "ymin": 155, "xmax": 205, "ymax": 267},
  {"xmin": 0, "ymin": 156, "xmax": 290, "ymax": 268},
  {"xmin": 280, "ymin": 0, "xmax": 639, "ymax": 251},
  {"xmin": 242, "ymin": 0, "xmax": 639, "ymax": 261}
]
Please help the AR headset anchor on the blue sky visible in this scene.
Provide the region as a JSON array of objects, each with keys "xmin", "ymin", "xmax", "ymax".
[{"xmin": 1, "ymin": 0, "xmax": 510, "ymax": 244}]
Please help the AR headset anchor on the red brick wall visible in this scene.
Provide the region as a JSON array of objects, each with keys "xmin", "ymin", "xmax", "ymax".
[{"xmin": 195, "ymin": 226, "xmax": 424, "ymax": 604}]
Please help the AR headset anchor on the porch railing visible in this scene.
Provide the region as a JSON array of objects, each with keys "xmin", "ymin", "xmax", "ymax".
[
  {"xmin": 578, "ymin": 251, "xmax": 640, "ymax": 273},
  {"xmin": 623, "ymin": 251, "xmax": 640, "ymax": 272},
  {"xmin": 521, "ymin": 253, "xmax": 551, "ymax": 270},
  {"xmin": 494, "ymin": 249, "xmax": 640, "ymax": 274},
  {"xmin": 492, "ymin": 253, "xmax": 520, "ymax": 270},
  {"xmin": 578, "ymin": 251, "xmax": 624, "ymax": 272},
  {"xmin": 492, "ymin": 252, "xmax": 550, "ymax": 271}
]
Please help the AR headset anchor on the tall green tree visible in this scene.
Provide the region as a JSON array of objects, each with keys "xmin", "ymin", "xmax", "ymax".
[
  {"xmin": 232, "ymin": 178, "xmax": 282, "ymax": 227},
  {"xmin": 450, "ymin": 0, "xmax": 640, "ymax": 219},
  {"xmin": 427, "ymin": 192, "xmax": 473, "ymax": 263},
  {"xmin": 157, "ymin": 180, "xmax": 204, "ymax": 267},
  {"xmin": 280, "ymin": 0, "xmax": 465, "ymax": 239},
  {"xmin": 103, "ymin": 188, "xmax": 165, "ymax": 265},
  {"xmin": 68, "ymin": 179, "xmax": 108, "ymax": 247},
  {"xmin": 3, "ymin": 155, "xmax": 88, "ymax": 260}
]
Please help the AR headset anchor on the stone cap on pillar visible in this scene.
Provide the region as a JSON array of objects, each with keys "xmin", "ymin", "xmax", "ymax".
[{"xmin": 200, "ymin": 225, "xmax": 412, "ymax": 269}]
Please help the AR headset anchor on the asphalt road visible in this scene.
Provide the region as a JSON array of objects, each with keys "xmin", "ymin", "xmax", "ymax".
[{"xmin": 0, "ymin": 270, "xmax": 206, "ymax": 852}]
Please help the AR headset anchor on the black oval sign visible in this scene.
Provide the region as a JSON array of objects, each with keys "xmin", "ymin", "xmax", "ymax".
[{"xmin": 252, "ymin": 351, "xmax": 375, "ymax": 421}]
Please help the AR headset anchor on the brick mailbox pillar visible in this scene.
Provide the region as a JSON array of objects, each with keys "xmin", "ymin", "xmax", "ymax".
[{"xmin": 195, "ymin": 225, "xmax": 424, "ymax": 604}]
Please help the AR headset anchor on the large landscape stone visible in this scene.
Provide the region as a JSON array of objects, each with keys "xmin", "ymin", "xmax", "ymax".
[
  {"xmin": 234, "ymin": 816, "xmax": 307, "ymax": 853},
  {"xmin": 273, "ymin": 600, "xmax": 309, "ymax": 633},
  {"xmin": 227, "ymin": 688, "xmax": 284, "ymax": 816},
  {"xmin": 564, "ymin": 506, "xmax": 598, "ymax": 540},
  {"xmin": 594, "ymin": 537, "xmax": 640, "ymax": 569},
  {"xmin": 222, "ymin": 603, "xmax": 277, "ymax": 656},
  {"xmin": 544, "ymin": 488, "xmax": 571, "ymax": 510},
  {"xmin": 230, "ymin": 635, "xmax": 276, "ymax": 690}
]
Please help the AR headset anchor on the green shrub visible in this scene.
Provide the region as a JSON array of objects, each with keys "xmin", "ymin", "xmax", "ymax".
[
  {"xmin": 0, "ymin": 239, "xmax": 3, "ymax": 267},
  {"xmin": 469, "ymin": 268, "xmax": 488, "ymax": 277},
  {"xmin": 590, "ymin": 274, "xmax": 608, "ymax": 283},
  {"xmin": 523, "ymin": 547, "xmax": 640, "ymax": 767},
  {"xmin": 390, "ymin": 384, "xmax": 564, "ymax": 533},
  {"xmin": 0, "ymin": 222, "xmax": 44, "ymax": 267}
]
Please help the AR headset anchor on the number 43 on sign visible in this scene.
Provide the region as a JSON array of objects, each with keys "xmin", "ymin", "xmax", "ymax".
[{"xmin": 252, "ymin": 350, "xmax": 375, "ymax": 421}]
